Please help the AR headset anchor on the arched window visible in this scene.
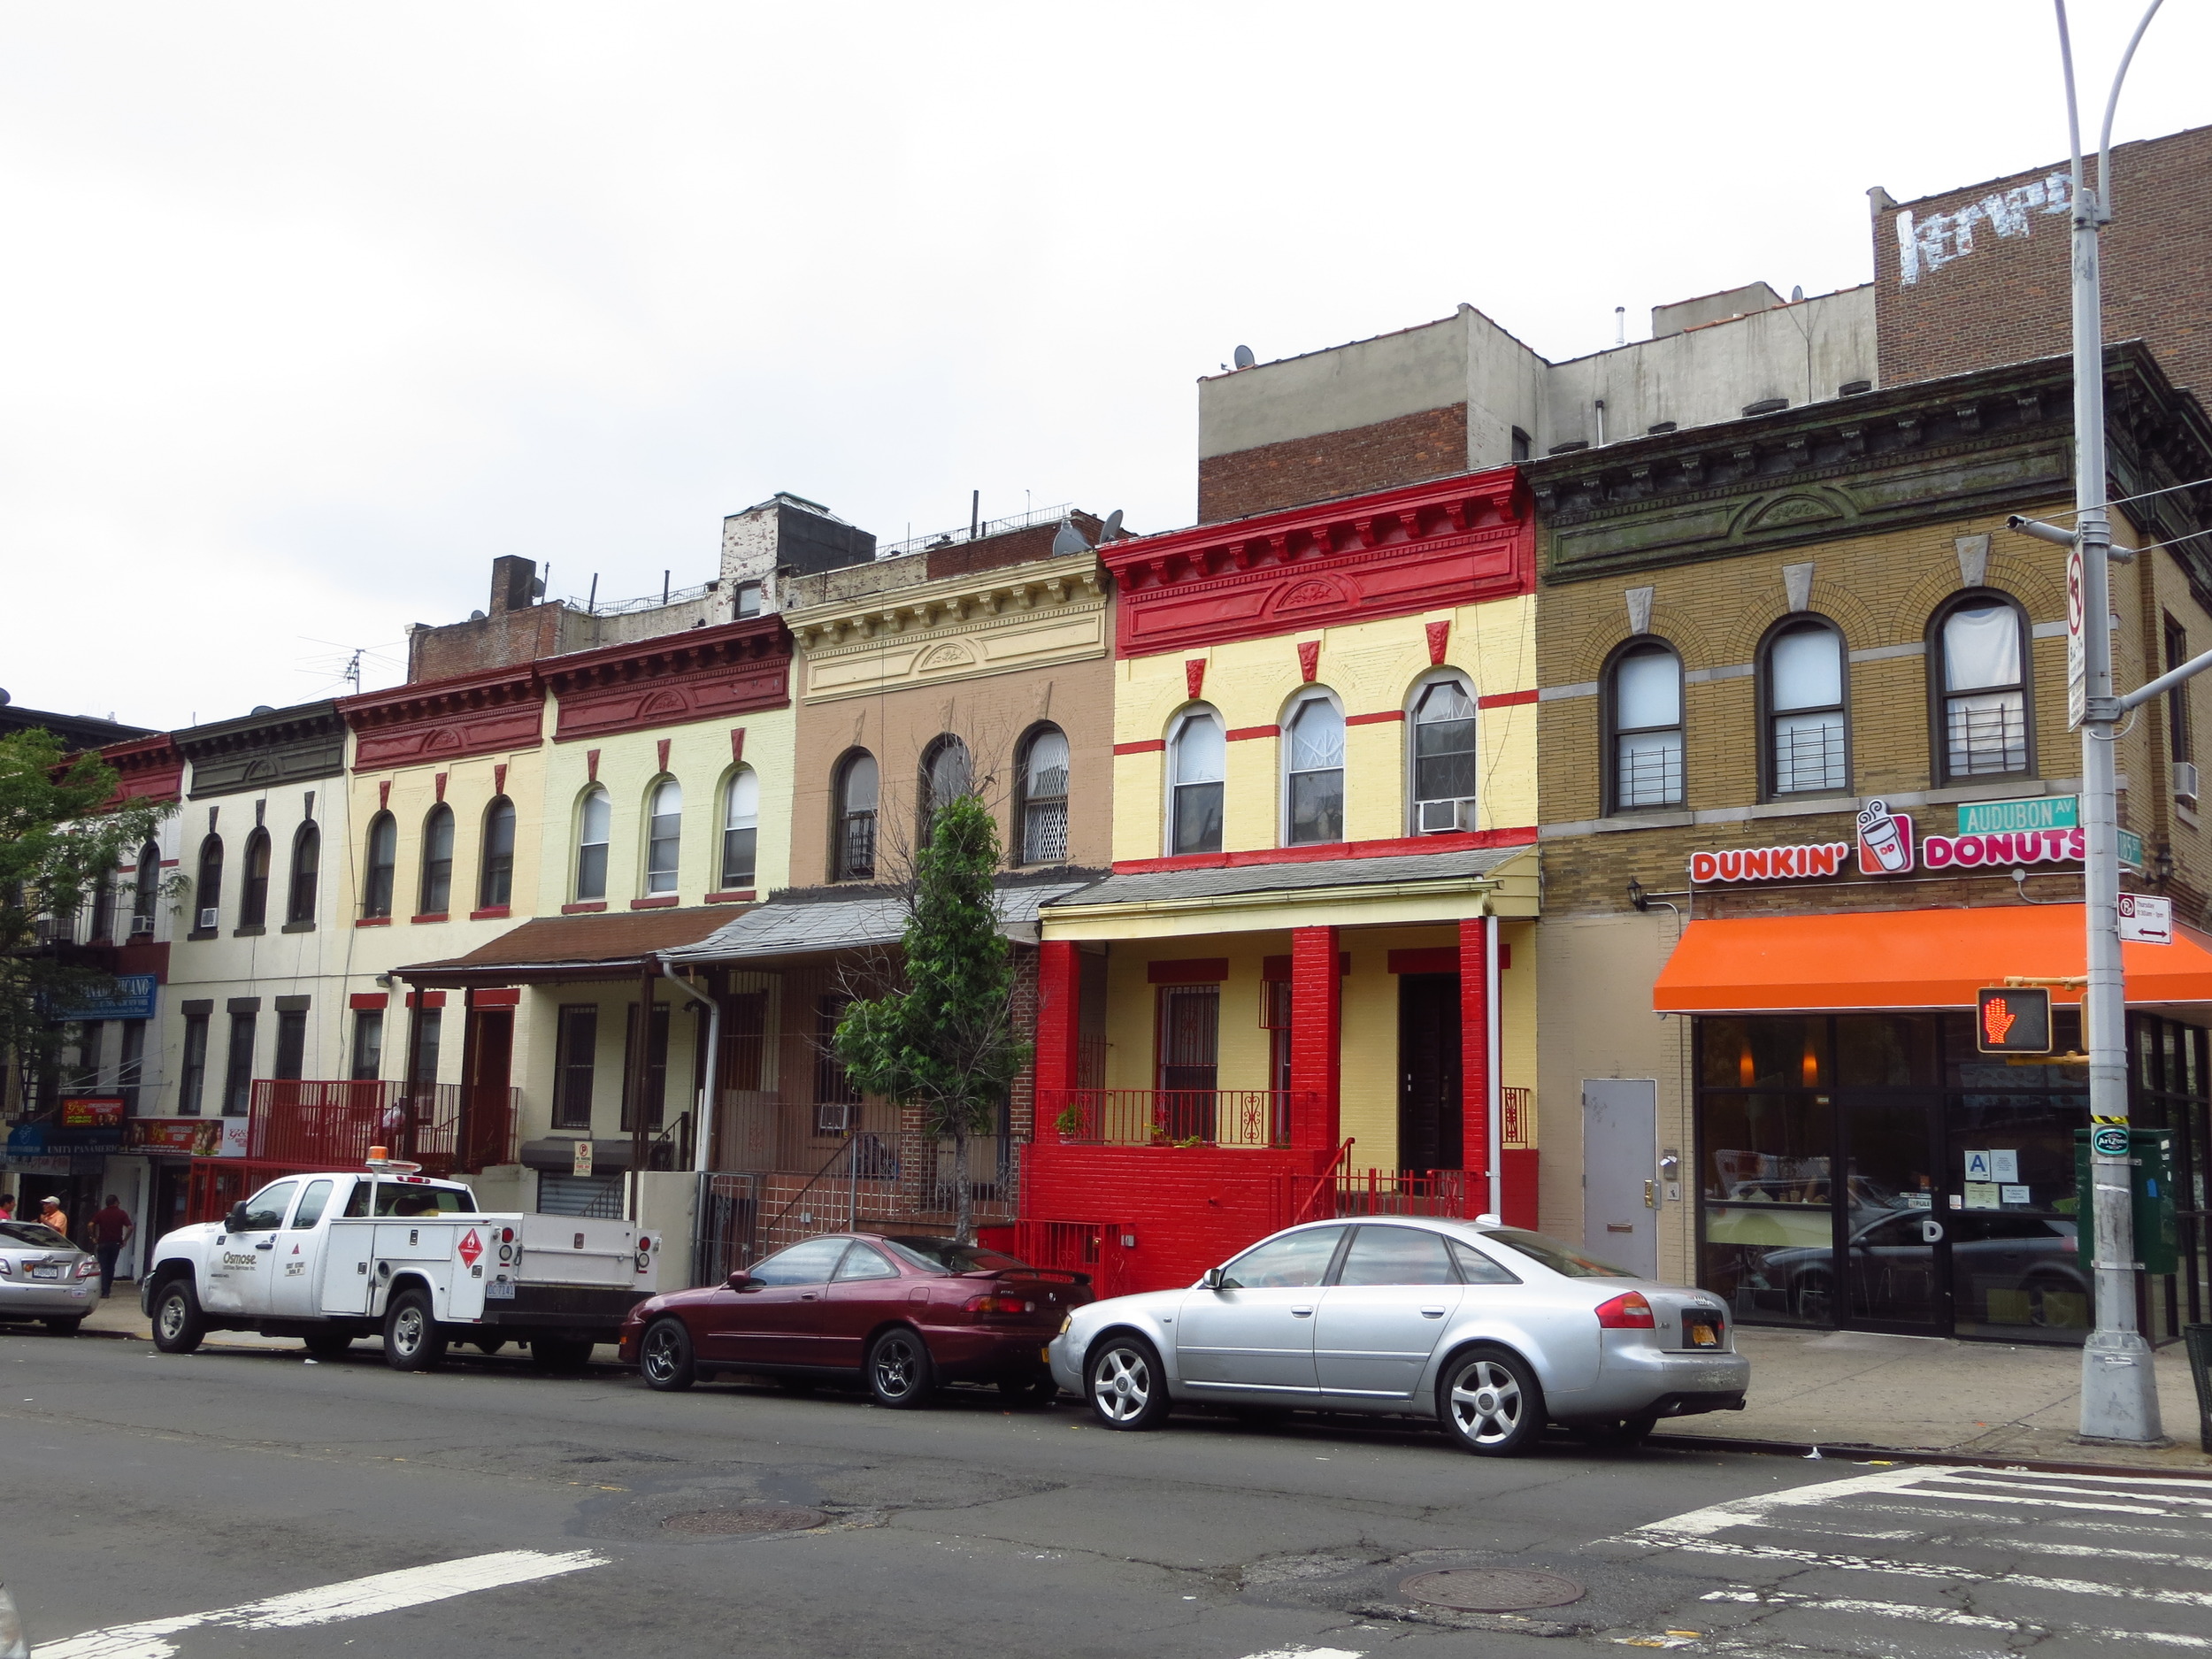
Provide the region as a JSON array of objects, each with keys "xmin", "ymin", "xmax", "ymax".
[
  {"xmin": 239, "ymin": 829, "xmax": 272, "ymax": 928},
  {"xmin": 1607, "ymin": 641, "xmax": 1685, "ymax": 811},
  {"xmin": 1016, "ymin": 725, "xmax": 1070, "ymax": 864},
  {"xmin": 575, "ymin": 787, "xmax": 611, "ymax": 901},
  {"xmin": 1282, "ymin": 692, "xmax": 1345, "ymax": 846},
  {"xmin": 419, "ymin": 804, "xmax": 455, "ymax": 916},
  {"xmin": 645, "ymin": 779, "xmax": 683, "ymax": 895},
  {"xmin": 362, "ymin": 813, "xmax": 396, "ymax": 918},
  {"xmin": 1932, "ymin": 594, "xmax": 2031, "ymax": 780},
  {"xmin": 1763, "ymin": 618, "xmax": 1848, "ymax": 796},
  {"xmin": 479, "ymin": 798, "xmax": 515, "ymax": 909},
  {"xmin": 1168, "ymin": 708, "xmax": 1225, "ymax": 856},
  {"xmin": 194, "ymin": 835, "xmax": 225, "ymax": 933},
  {"xmin": 130, "ymin": 841, "xmax": 158, "ymax": 936},
  {"xmin": 720, "ymin": 769, "xmax": 758, "ymax": 890},
  {"xmin": 286, "ymin": 823, "xmax": 320, "ymax": 925},
  {"xmin": 833, "ymin": 751, "xmax": 879, "ymax": 880},
  {"xmin": 1409, "ymin": 676, "xmax": 1479, "ymax": 833},
  {"xmin": 918, "ymin": 735, "xmax": 972, "ymax": 847}
]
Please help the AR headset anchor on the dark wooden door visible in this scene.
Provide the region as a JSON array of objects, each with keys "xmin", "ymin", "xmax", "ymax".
[{"xmin": 1398, "ymin": 974, "xmax": 1463, "ymax": 1172}]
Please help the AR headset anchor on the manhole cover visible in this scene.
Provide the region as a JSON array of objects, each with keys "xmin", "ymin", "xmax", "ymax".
[
  {"xmin": 1399, "ymin": 1568, "xmax": 1585, "ymax": 1612},
  {"xmin": 661, "ymin": 1505, "xmax": 830, "ymax": 1536}
]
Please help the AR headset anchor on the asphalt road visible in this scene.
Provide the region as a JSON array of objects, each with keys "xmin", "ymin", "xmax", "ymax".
[{"xmin": 3, "ymin": 1328, "xmax": 2207, "ymax": 1657}]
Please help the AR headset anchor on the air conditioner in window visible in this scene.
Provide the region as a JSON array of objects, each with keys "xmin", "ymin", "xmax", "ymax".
[
  {"xmin": 196, "ymin": 907, "xmax": 219, "ymax": 930},
  {"xmin": 816, "ymin": 1102, "xmax": 852, "ymax": 1133},
  {"xmin": 2176, "ymin": 761, "xmax": 2200, "ymax": 803},
  {"xmin": 1417, "ymin": 798, "xmax": 1477, "ymax": 833},
  {"xmin": 129, "ymin": 914, "xmax": 155, "ymax": 937}
]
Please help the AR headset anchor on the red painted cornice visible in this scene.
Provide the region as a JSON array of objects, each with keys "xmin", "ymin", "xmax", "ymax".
[
  {"xmin": 1110, "ymin": 825, "xmax": 1537, "ymax": 875},
  {"xmin": 99, "ymin": 734, "xmax": 184, "ymax": 806},
  {"xmin": 1102, "ymin": 469, "xmax": 1531, "ymax": 658},
  {"xmin": 340, "ymin": 664, "xmax": 545, "ymax": 771},
  {"xmin": 542, "ymin": 616, "xmax": 793, "ymax": 743}
]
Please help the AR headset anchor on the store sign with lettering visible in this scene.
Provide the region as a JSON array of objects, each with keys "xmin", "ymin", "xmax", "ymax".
[{"xmin": 1690, "ymin": 797, "xmax": 2084, "ymax": 886}]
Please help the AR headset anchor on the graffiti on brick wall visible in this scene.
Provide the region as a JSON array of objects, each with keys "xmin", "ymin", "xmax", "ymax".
[{"xmin": 1895, "ymin": 171, "xmax": 2072, "ymax": 286}]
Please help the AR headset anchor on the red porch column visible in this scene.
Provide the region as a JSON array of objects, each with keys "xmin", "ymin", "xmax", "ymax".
[
  {"xmin": 1034, "ymin": 940, "xmax": 1082, "ymax": 1103},
  {"xmin": 1289, "ymin": 926, "xmax": 1341, "ymax": 1151},
  {"xmin": 1460, "ymin": 916, "xmax": 1492, "ymax": 1202}
]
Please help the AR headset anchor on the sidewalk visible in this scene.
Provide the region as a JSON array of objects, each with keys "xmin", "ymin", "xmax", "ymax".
[{"xmin": 1672, "ymin": 1325, "xmax": 2211, "ymax": 1472}]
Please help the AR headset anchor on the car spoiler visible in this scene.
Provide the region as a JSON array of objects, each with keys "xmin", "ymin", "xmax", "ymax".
[{"xmin": 963, "ymin": 1266, "xmax": 1093, "ymax": 1287}]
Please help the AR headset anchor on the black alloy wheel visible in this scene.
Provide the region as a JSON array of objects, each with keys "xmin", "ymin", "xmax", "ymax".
[
  {"xmin": 640, "ymin": 1317, "xmax": 696, "ymax": 1392},
  {"xmin": 150, "ymin": 1280, "xmax": 205, "ymax": 1355},
  {"xmin": 1085, "ymin": 1334, "xmax": 1169, "ymax": 1431},
  {"xmin": 1437, "ymin": 1345, "xmax": 1544, "ymax": 1456},
  {"xmin": 866, "ymin": 1328, "xmax": 935, "ymax": 1409}
]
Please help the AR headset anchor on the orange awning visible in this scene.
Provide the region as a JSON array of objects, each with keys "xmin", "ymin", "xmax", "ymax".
[{"xmin": 1653, "ymin": 904, "xmax": 2212, "ymax": 1013}]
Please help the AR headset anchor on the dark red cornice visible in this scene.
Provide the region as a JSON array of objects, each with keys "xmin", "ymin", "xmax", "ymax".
[
  {"xmin": 340, "ymin": 664, "xmax": 544, "ymax": 772},
  {"xmin": 1103, "ymin": 469, "xmax": 1531, "ymax": 657},
  {"xmin": 542, "ymin": 617, "xmax": 793, "ymax": 743},
  {"xmin": 100, "ymin": 735, "xmax": 184, "ymax": 807},
  {"xmin": 1109, "ymin": 825, "xmax": 1536, "ymax": 876}
]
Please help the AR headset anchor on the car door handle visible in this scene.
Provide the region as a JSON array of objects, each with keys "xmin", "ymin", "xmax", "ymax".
[
  {"xmin": 1420, "ymin": 1308, "xmax": 1446, "ymax": 1317},
  {"xmin": 800, "ymin": 1293, "xmax": 818, "ymax": 1301},
  {"xmin": 254, "ymin": 1240, "xmax": 275, "ymax": 1250},
  {"xmin": 1291, "ymin": 1307, "xmax": 1313, "ymax": 1317}
]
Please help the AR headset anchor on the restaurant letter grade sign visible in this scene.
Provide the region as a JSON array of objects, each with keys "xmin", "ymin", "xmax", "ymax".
[{"xmin": 1690, "ymin": 798, "xmax": 2086, "ymax": 886}]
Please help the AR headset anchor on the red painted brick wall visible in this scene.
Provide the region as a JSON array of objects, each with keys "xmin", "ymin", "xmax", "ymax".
[
  {"xmin": 1876, "ymin": 124, "xmax": 2212, "ymax": 402},
  {"xmin": 1197, "ymin": 404, "xmax": 1469, "ymax": 524}
]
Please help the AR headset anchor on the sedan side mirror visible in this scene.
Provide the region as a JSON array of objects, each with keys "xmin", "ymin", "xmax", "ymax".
[
  {"xmin": 724, "ymin": 1271, "xmax": 757, "ymax": 1292},
  {"xmin": 1201, "ymin": 1266, "xmax": 1225, "ymax": 1291},
  {"xmin": 225, "ymin": 1202, "xmax": 250, "ymax": 1234}
]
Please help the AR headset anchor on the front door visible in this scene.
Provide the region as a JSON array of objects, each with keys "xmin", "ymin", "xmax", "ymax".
[
  {"xmin": 1398, "ymin": 975, "xmax": 1463, "ymax": 1172},
  {"xmin": 1175, "ymin": 1225, "xmax": 1343, "ymax": 1396},
  {"xmin": 714, "ymin": 1234, "xmax": 849, "ymax": 1366},
  {"xmin": 1839, "ymin": 1090, "xmax": 1946, "ymax": 1333},
  {"xmin": 269, "ymin": 1178, "xmax": 335, "ymax": 1318},
  {"xmin": 204, "ymin": 1179, "xmax": 296, "ymax": 1317},
  {"xmin": 1156, "ymin": 985, "xmax": 1220, "ymax": 1141},
  {"xmin": 1583, "ymin": 1080, "xmax": 1658, "ymax": 1278},
  {"xmin": 463, "ymin": 1010, "xmax": 514, "ymax": 1170}
]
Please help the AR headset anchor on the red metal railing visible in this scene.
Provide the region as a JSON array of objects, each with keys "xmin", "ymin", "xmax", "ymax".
[
  {"xmin": 1274, "ymin": 1164, "xmax": 1482, "ymax": 1226},
  {"xmin": 1042, "ymin": 1088, "xmax": 1303, "ymax": 1148},
  {"xmin": 245, "ymin": 1080, "xmax": 520, "ymax": 1174}
]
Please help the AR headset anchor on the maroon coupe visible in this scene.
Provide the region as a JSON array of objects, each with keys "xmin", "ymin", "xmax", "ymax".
[{"xmin": 617, "ymin": 1233, "xmax": 1092, "ymax": 1407}]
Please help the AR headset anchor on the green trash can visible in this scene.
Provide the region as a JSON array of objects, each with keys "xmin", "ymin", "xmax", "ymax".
[{"xmin": 2185, "ymin": 1325, "xmax": 2212, "ymax": 1455}]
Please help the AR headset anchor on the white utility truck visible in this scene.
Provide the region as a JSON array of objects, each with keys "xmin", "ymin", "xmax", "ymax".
[{"xmin": 140, "ymin": 1158, "xmax": 663, "ymax": 1371}]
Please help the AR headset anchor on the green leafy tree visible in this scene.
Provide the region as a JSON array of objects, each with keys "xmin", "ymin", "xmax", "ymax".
[
  {"xmin": 1, "ymin": 730, "xmax": 174, "ymax": 1109},
  {"xmin": 834, "ymin": 790, "xmax": 1029, "ymax": 1241}
]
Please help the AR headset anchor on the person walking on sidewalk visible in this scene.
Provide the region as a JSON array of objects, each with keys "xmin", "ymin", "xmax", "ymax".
[
  {"xmin": 90, "ymin": 1195, "xmax": 134, "ymax": 1298},
  {"xmin": 0, "ymin": 1194, "xmax": 13, "ymax": 1222}
]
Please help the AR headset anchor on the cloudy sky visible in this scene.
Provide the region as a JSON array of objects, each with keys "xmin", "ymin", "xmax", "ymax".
[{"xmin": 4, "ymin": 2, "xmax": 2206, "ymax": 731}]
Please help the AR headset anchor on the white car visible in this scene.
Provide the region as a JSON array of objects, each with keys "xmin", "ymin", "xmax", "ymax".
[{"xmin": 1048, "ymin": 1217, "xmax": 1747, "ymax": 1455}]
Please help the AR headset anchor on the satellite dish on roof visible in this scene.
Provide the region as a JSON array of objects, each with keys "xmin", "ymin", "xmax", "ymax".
[
  {"xmin": 0, "ymin": 688, "xmax": 11, "ymax": 706},
  {"xmin": 251, "ymin": 705, "xmax": 275, "ymax": 715},
  {"xmin": 1790, "ymin": 285, "xmax": 1804, "ymax": 302},
  {"xmin": 1233, "ymin": 345, "xmax": 1256, "ymax": 370},
  {"xmin": 1100, "ymin": 509, "xmax": 1125, "ymax": 543}
]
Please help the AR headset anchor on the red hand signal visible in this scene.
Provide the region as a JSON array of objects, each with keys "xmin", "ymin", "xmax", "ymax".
[{"xmin": 1982, "ymin": 996, "xmax": 2016, "ymax": 1045}]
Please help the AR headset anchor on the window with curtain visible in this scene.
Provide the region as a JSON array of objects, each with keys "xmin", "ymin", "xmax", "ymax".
[
  {"xmin": 1169, "ymin": 710, "xmax": 1225, "ymax": 856},
  {"xmin": 1018, "ymin": 726, "xmax": 1070, "ymax": 864},
  {"xmin": 645, "ymin": 780, "xmax": 682, "ymax": 895},
  {"xmin": 1937, "ymin": 599, "xmax": 2029, "ymax": 779},
  {"xmin": 720, "ymin": 770, "xmax": 758, "ymax": 889},
  {"xmin": 576, "ymin": 787, "xmax": 611, "ymax": 901},
  {"xmin": 239, "ymin": 830, "xmax": 271, "ymax": 928},
  {"xmin": 834, "ymin": 751, "xmax": 879, "ymax": 880},
  {"xmin": 273, "ymin": 1010, "xmax": 307, "ymax": 1080},
  {"xmin": 287, "ymin": 824, "xmax": 320, "ymax": 924},
  {"xmin": 1410, "ymin": 677, "xmax": 1479, "ymax": 832},
  {"xmin": 131, "ymin": 841, "xmax": 158, "ymax": 935},
  {"xmin": 419, "ymin": 804, "xmax": 454, "ymax": 915},
  {"xmin": 194, "ymin": 836, "xmax": 225, "ymax": 933},
  {"xmin": 1609, "ymin": 643, "xmax": 1685, "ymax": 810},
  {"xmin": 1284, "ymin": 694, "xmax": 1345, "ymax": 845},
  {"xmin": 362, "ymin": 814, "xmax": 396, "ymax": 918},
  {"xmin": 480, "ymin": 797, "xmax": 515, "ymax": 908},
  {"xmin": 918, "ymin": 735, "xmax": 972, "ymax": 847},
  {"xmin": 1766, "ymin": 621, "xmax": 1847, "ymax": 795}
]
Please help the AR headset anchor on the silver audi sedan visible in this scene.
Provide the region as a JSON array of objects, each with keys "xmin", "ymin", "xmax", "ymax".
[
  {"xmin": 0, "ymin": 1220, "xmax": 98, "ymax": 1334},
  {"xmin": 1048, "ymin": 1217, "xmax": 1747, "ymax": 1455}
]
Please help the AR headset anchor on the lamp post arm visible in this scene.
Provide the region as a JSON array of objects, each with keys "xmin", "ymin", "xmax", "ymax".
[{"xmin": 2119, "ymin": 641, "xmax": 2212, "ymax": 714}]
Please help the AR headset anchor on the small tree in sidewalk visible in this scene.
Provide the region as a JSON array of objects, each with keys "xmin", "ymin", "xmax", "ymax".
[{"xmin": 833, "ymin": 790, "xmax": 1029, "ymax": 1242}]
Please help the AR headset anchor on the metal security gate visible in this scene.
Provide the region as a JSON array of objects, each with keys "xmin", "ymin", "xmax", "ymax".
[{"xmin": 693, "ymin": 1171, "xmax": 763, "ymax": 1286}]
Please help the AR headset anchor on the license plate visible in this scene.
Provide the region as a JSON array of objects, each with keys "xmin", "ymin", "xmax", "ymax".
[
  {"xmin": 1686, "ymin": 1321, "xmax": 1718, "ymax": 1348},
  {"xmin": 29, "ymin": 1265, "xmax": 63, "ymax": 1280},
  {"xmin": 485, "ymin": 1279, "xmax": 516, "ymax": 1300}
]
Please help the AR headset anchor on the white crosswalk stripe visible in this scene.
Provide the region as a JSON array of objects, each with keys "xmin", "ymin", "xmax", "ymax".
[{"xmin": 1603, "ymin": 1463, "xmax": 2212, "ymax": 1654}]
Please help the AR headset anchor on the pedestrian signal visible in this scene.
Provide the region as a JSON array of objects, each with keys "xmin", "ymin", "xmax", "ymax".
[{"xmin": 1976, "ymin": 987, "xmax": 2052, "ymax": 1054}]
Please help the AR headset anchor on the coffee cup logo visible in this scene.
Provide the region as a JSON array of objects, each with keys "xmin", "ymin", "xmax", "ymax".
[{"xmin": 1857, "ymin": 799, "xmax": 1915, "ymax": 874}]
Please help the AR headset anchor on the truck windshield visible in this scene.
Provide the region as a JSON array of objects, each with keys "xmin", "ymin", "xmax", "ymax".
[{"xmin": 342, "ymin": 1182, "xmax": 479, "ymax": 1217}]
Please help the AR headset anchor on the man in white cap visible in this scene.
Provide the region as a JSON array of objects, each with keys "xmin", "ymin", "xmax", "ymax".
[{"xmin": 37, "ymin": 1196, "xmax": 68, "ymax": 1239}]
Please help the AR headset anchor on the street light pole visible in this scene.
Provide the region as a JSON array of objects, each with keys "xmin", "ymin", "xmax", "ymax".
[{"xmin": 2055, "ymin": 0, "xmax": 2163, "ymax": 1445}]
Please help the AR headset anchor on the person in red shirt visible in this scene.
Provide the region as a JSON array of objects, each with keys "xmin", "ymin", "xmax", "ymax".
[{"xmin": 89, "ymin": 1195, "xmax": 134, "ymax": 1298}]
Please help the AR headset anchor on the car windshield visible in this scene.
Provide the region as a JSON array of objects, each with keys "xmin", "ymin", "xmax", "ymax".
[
  {"xmin": 1480, "ymin": 1227, "xmax": 1638, "ymax": 1279},
  {"xmin": 882, "ymin": 1236, "xmax": 1025, "ymax": 1274},
  {"xmin": 342, "ymin": 1181, "xmax": 477, "ymax": 1217},
  {"xmin": 0, "ymin": 1222, "xmax": 71, "ymax": 1248}
]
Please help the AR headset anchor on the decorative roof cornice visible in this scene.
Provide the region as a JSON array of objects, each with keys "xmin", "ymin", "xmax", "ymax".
[
  {"xmin": 544, "ymin": 616, "xmax": 793, "ymax": 742},
  {"xmin": 99, "ymin": 734, "xmax": 184, "ymax": 806},
  {"xmin": 537, "ymin": 614, "xmax": 791, "ymax": 696},
  {"xmin": 785, "ymin": 549, "xmax": 1105, "ymax": 651},
  {"xmin": 173, "ymin": 700, "xmax": 346, "ymax": 762},
  {"xmin": 1099, "ymin": 470, "xmax": 1529, "ymax": 657},
  {"xmin": 339, "ymin": 664, "xmax": 544, "ymax": 772}
]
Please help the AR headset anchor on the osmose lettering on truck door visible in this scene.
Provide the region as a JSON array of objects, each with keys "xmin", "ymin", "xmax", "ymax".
[{"xmin": 205, "ymin": 1178, "xmax": 297, "ymax": 1317}]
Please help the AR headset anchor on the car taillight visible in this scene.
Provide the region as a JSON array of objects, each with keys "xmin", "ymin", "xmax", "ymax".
[
  {"xmin": 1594, "ymin": 1291, "xmax": 1655, "ymax": 1329},
  {"xmin": 963, "ymin": 1294, "xmax": 1035, "ymax": 1316},
  {"xmin": 76, "ymin": 1258, "xmax": 100, "ymax": 1279}
]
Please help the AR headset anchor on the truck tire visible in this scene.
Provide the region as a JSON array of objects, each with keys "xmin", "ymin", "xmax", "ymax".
[
  {"xmin": 530, "ymin": 1336, "xmax": 594, "ymax": 1373},
  {"xmin": 303, "ymin": 1331, "xmax": 354, "ymax": 1361},
  {"xmin": 639, "ymin": 1317, "xmax": 696, "ymax": 1391},
  {"xmin": 151, "ymin": 1279, "xmax": 206, "ymax": 1355},
  {"xmin": 382, "ymin": 1287, "xmax": 447, "ymax": 1371}
]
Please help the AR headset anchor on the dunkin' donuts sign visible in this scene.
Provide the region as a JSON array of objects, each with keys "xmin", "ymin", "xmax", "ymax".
[{"xmin": 1690, "ymin": 798, "xmax": 2085, "ymax": 885}]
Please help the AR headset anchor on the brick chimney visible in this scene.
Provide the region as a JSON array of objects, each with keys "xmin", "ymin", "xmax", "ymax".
[{"xmin": 488, "ymin": 556, "xmax": 538, "ymax": 617}]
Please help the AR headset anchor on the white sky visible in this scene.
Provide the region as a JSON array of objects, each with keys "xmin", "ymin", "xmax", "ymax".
[{"xmin": 4, "ymin": 2, "xmax": 2206, "ymax": 731}]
